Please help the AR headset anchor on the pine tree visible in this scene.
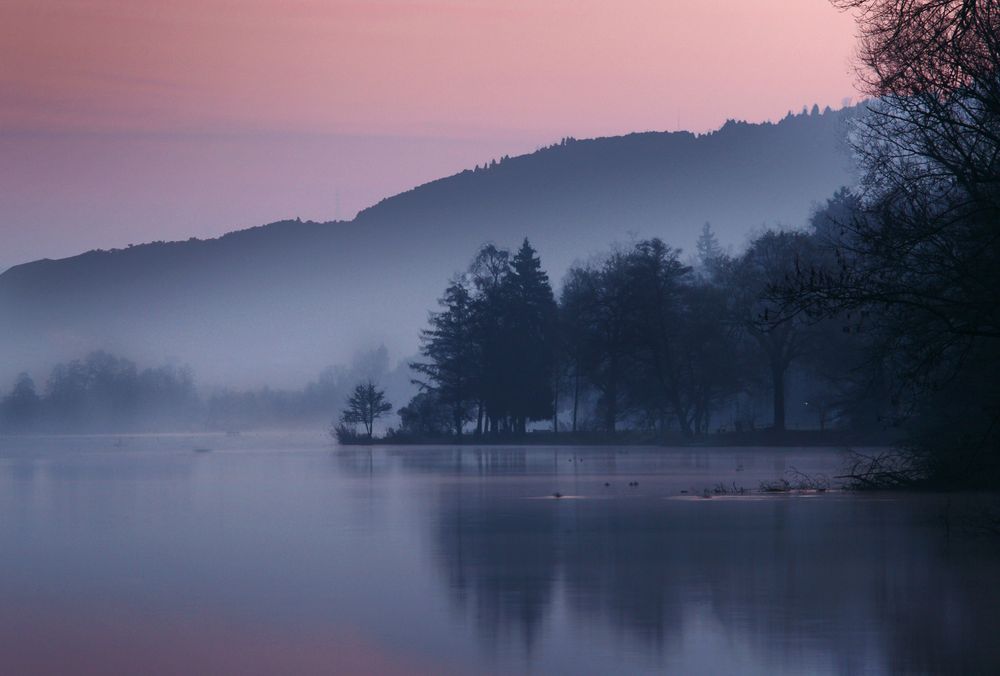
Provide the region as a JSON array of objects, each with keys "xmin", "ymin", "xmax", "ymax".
[
  {"xmin": 503, "ymin": 239, "xmax": 558, "ymax": 433},
  {"xmin": 411, "ymin": 241, "xmax": 557, "ymax": 437},
  {"xmin": 411, "ymin": 280, "xmax": 478, "ymax": 435},
  {"xmin": 695, "ymin": 222, "xmax": 723, "ymax": 271}
]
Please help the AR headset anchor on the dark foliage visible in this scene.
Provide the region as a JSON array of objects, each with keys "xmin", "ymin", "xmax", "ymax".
[
  {"xmin": 406, "ymin": 233, "xmax": 840, "ymax": 440},
  {"xmin": 412, "ymin": 239, "xmax": 558, "ymax": 437},
  {"xmin": 783, "ymin": 0, "xmax": 1000, "ymax": 485},
  {"xmin": 397, "ymin": 391, "xmax": 454, "ymax": 437}
]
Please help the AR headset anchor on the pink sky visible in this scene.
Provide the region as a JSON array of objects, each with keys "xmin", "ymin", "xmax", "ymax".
[{"xmin": 0, "ymin": 0, "xmax": 858, "ymax": 269}]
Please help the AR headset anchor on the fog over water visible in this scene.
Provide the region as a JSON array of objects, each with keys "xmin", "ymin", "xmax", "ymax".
[{"xmin": 2, "ymin": 435, "xmax": 997, "ymax": 674}]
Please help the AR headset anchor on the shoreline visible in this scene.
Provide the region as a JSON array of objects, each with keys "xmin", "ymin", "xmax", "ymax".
[{"xmin": 339, "ymin": 429, "xmax": 896, "ymax": 448}]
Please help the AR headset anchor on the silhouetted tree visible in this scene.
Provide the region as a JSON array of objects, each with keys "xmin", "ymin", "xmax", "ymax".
[
  {"xmin": 501, "ymin": 239, "xmax": 558, "ymax": 434},
  {"xmin": 676, "ymin": 283, "xmax": 745, "ymax": 435},
  {"xmin": 398, "ymin": 391, "xmax": 453, "ymax": 437},
  {"xmin": 469, "ymin": 244, "xmax": 513, "ymax": 434},
  {"xmin": 621, "ymin": 239, "xmax": 694, "ymax": 436},
  {"xmin": 576, "ymin": 238, "xmax": 744, "ymax": 439},
  {"xmin": 560, "ymin": 254, "xmax": 633, "ymax": 433},
  {"xmin": 339, "ymin": 381, "xmax": 392, "ymax": 439},
  {"xmin": 724, "ymin": 231, "xmax": 819, "ymax": 432},
  {"xmin": 794, "ymin": 0, "xmax": 1000, "ymax": 482},
  {"xmin": 412, "ymin": 280, "xmax": 479, "ymax": 435},
  {"xmin": 414, "ymin": 240, "xmax": 557, "ymax": 437}
]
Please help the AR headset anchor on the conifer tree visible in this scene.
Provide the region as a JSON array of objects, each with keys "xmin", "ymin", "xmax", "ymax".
[
  {"xmin": 411, "ymin": 280, "xmax": 478, "ymax": 435},
  {"xmin": 695, "ymin": 222, "xmax": 723, "ymax": 272},
  {"xmin": 503, "ymin": 239, "xmax": 558, "ymax": 433}
]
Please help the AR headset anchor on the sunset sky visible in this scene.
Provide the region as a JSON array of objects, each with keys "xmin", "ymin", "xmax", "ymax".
[{"xmin": 0, "ymin": 0, "xmax": 858, "ymax": 270}]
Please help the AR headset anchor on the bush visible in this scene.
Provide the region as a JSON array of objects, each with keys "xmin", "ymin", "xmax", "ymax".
[{"xmin": 331, "ymin": 422, "xmax": 366, "ymax": 444}]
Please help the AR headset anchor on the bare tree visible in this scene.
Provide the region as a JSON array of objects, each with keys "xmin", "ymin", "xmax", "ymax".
[{"xmin": 786, "ymin": 0, "xmax": 1000, "ymax": 483}]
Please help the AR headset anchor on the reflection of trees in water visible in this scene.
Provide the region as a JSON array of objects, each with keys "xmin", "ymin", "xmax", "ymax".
[
  {"xmin": 394, "ymin": 447, "xmax": 532, "ymax": 477},
  {"xmin": 343, "ymin": 445, "xmax": 630, "ymax": 480},
  {"xmin": 432, "ymin": 482, "xmax": 1000, "ymax": 671},
  {"xmin": 335, "ymin": 446, "xmax": 570, "ymax": 478},
  {"xmin": 874, "ymin": 532, "xmax": 1000, "ymax": 674},
  {"xmin": 560, "ymin": 503, "xmax": 689, "ymax": 654},
  {"xmin": 436, "ymin": 490, "xmax": 558, "ymax": 654},
  {"xmin": 332, "ymin": 448, "xmax": 392, "ymax": 477}
]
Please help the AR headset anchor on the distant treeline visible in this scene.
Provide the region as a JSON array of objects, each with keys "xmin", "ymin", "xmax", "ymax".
[
  {"xmin": 0, "ymin": 347, "xmax": 412, "ymax": 434},
  {"xmin": 1, "ymin": 352, "xmax": 199, "ymax": 433}
]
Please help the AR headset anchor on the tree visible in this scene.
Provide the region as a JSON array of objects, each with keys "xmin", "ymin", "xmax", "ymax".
[
  {"xmin": 339, "ymin": 381, "xmax": 392, "ymax": 440},
  {"xmin": 556, "ymin": 276, "xmax": 589, "ymax": 433},
  {"xmin": 675, "ymin": 283, "xmax": 745, "ymax": 435},
  {"xmin": 398, "ymin": 391, "xmax": 453, "ymax": 437},
  {"xmin": 797, "ymin": 0, "xmax": 1000, "ymax": 482},
  {"xmin": 469, "ymin": 244, "xmax": 512, "ymax": 434},
  {"xmin": 2, "ymin": 372, "xmax": 41, "ymax": 431},
  {"xmin": 560, "ymin": 253, "xmax": 634, "ymax": 433},
  {"xmin": 501, "ymin": 239, "xmax": 558, "ymax": 434},
  {"xmin": 415, "ymin": 240, "xmax": 557, "ymax": 437},
  {"xmin": 822, "ymin": 0, "xmax": 1000, "ymax": 352},
  {"xmin": 621, "ymin": 239, "xmax": 694, "ymax": 436},
  {"xmin": 695, "ymin": 222, "xmax": 723, "ymax": 273},
  {"xmin": 412, "ymin": 280, "xmax": 479, "ymax": 436},
  {"xmin": 725, "ymin": 231, "xmax": 819, "ymax": 432}
]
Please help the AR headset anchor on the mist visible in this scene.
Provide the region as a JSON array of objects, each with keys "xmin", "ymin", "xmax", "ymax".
[
  {"xmin": 0, "ymin": 106, "xmax": 856, "ymax": 393},
  {"xmin": 3, "ymin": 1, "xmax": 1000, "ymax": 673}
]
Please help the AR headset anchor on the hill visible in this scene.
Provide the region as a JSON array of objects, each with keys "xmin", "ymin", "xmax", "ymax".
[{"xmin": 0, "ymin": 107, "xmax": 858, "ymax": 388}]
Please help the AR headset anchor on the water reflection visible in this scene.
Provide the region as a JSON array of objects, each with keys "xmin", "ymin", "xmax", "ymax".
[
  {"xmin": 425, "ymin": 447, "xmax": 1000, "ymax": 673},
  {"xmin": 0, "ymin": 439, "xmax": 997, "ymax": 674},
  {"xmin": 437, "ymin": 489, "xmax": 559, "ymax": 654}
]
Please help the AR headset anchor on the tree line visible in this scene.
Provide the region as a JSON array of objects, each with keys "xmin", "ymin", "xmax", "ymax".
[
  {"xmin": 0, "ymin": 346, "xmax": 413, "ymax": 434},
  {"xmin": 400, "ymin": 205, "xmax": 880, "ymax": 443},
  {"xmin": 0, "ymin": 351, "xmax": 199, "ymax": 433}
]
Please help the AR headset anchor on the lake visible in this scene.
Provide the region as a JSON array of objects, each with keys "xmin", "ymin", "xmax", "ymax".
[{"xmin": 1, "ymin": 434, "xmax": 998, "ymax": 674}]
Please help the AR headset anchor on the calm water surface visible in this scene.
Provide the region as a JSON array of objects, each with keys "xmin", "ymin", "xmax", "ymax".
[{"xmin": 1, "ymin": 434, "xmax": 998, "ymax": 675}]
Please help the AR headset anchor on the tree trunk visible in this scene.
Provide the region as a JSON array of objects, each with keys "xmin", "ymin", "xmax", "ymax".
[
  {"xmin": 571, "ymin": 370, "xmax": 580, "ymax": 434},
  {"xmin": 675, "ymin": 411, "xmax": 693, "ymax": 438},
  {"xmin": 605, "ymin": 386, "xmax": 617, "ymax": 434},
  {"xmin": 772, "ymin": 364, "xmax": 786, "ymax": 432},
  {"xmin": 552, "ymin": 384, "xmax": 559, "ymax": 434},
  {"xmin": 670, "ymin": 391, "xmax": 693, "ymax": 438}
]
